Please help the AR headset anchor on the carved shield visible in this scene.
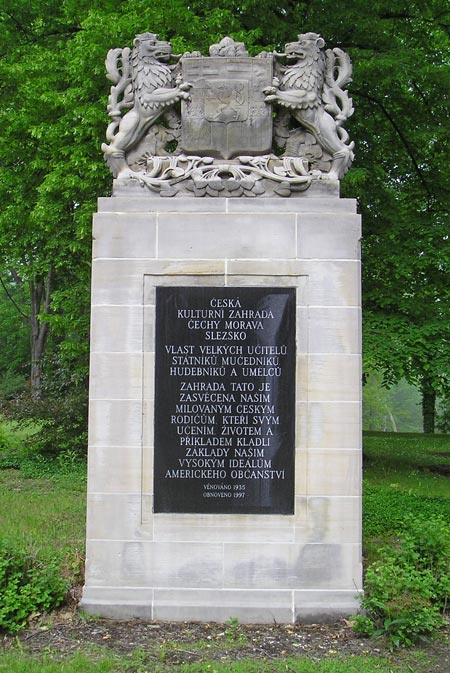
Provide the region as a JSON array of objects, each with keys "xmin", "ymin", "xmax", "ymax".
[{"xmin": 181, "ymin": 57, "xmax": 273, "ymax": 160}]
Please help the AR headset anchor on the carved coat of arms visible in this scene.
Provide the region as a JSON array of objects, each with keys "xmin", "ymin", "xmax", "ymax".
[
  {"xmin": 181, "ymin": 50, "xmax": 273, "ymax": 159},
  {"xmin": 102, "ymin": 33, "xmax": 354, "ymax": 197}
]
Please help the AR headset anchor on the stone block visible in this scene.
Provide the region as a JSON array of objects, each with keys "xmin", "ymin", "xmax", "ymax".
[
  {"xmin": 294, "ymin": 542, "xmax": 361, "ymax": 590},
  {"xmin": 91, "ymin": 259, "xmax": 148, "ymax": 306},
  {"xmin": 295, "ymin": 355, "xmax": 309, "ymax": 402},
  {"xmin": 142, "ymin": 353, "xmax": 155, "ymax": 401},
  {"xmin": 304, "ymin": 260, "xmax": 361, "ymax": 307},
  {"xmin": 223, "ymin": 542, "xmax": 302, "ymax": 589},
  {"xmin": 93, "ymin": 213, "xmax": 157, "ymax": 258},
  {"xmin": 157, "ymin": 213, "xmax": 296, "ymax": 259},
  {"xmin": 86, "ymin": 493, "xmax": 145, "ymax": 540},
  {"xmin": 227, "ymin": 259, "xmax": 307, "ymax": 277},
  {"xmin": 89, "ymin": 399, "xmax": 143, "ymax": 447},
  {"xmin": 85, "ymin": 540, "xmax": 224, "ymax": 587},
  {"xmin": 304, "ymin": 450, "xmax": 361, "ymax": 497},
  {"xmin": 153, "ymin": 588, "xmax": 293, "ymax": 623},
  {"xmin": 91, "ymin": 260, "xmax": 226, "ymax": 308},
  {"xmin": 89, "ymin": 352, "xmax": 143, "ymax": 400},
  {"xmin": 297, "ymin": 214, "xmax": 361, "ymax": 259},
  {"xmin": 295, "ymin": 401, "xmax": 308, "ymax": 449},
  {"xmin": 294, "ymin": 589, "xmax": 360, "ymax": 623},
  {"xmin": 152, "ymin": 513, "xmax": 295, "ymax": 543},
  {"xmin": 142, "ymin": 305, "xmax": 155, "ymax": 352},
  {"xmin": 306, "ymin": 307, "xmax": 361, "ymax": 354},
  {"xmin": 296, "ymin": 306, "xmax": 308, "ymax": 353},
  {"xmin": 222, "ymin": 541, "xmax": 360, "ymax": 590},
  {"xmin": 142, "ymin": 400, "xmax": 155, "ymax": 446},
  {"xmin": 307, "ymin": 401, "xmax": 361, "ymax": 449},
  {"xmin": 81, "ymin": 586, "xmax": 154, "ymax": 620},
  {"xmin": 229, "ymin": 275, "xmax": 304, "ymax": 289},
  {"xmin": 227, "ymin": 197, "xmax": 356, "ymax": 214},
  {"xmin": 143, "ymin": 267, "xmax": 226, "ymax": 305},
  {"xmin": 141, "ymin": 461, "xmax": 154, "ymax": 501},
  {"xmin": 87, "ymin": 445, "xmax": 142, "ymax": 494},
  {"xmin": 90, "ymin": 305, "xmax": 147, "ymax": 353},
  {"xmin": 143, "ymin": 259, "xmax": 226, "ymax": 277},
  {"xmin": 295, "ymin": 496, "xmax": 362, "ymax": 544},
  {"xmin": 98, "ymin": 195, "xmax": 229, "ymax": 213},
  {"xmin": 306, "ymin": 353, "xmax": 361, "ymax": 402}
]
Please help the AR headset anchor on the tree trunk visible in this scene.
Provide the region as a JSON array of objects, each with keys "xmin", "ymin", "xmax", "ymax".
[
  {"xmin": 30, "ymin": 270, "xmax": 52, "ymax": 399},
  {"xmin": 421, "ymin": 378, "xmax": 436, "ymax": 434},
  {"xmin": 387, "ymin": 408, "xmax": 397, "ymax": 432}
]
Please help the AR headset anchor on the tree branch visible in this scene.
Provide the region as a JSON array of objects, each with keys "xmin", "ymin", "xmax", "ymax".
[
  {"xmin": 1, "ymin": 10, "xmax": 32, "ymax": 43},
  {"xmin": 0, "ymin": 275, "xmax": 29, "ymax": 320},
  {"xmin": 352, "ymin": 88, "xmax": 434, "ymax": 204},
  {"xmin": 0, "ymin": 10, "xmax": 80, "ymax": 46}
]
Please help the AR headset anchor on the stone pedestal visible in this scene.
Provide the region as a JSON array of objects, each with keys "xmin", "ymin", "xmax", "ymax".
[{"xmin": 81, "ymin": 182, "xmax": 362, "ymax": 623}]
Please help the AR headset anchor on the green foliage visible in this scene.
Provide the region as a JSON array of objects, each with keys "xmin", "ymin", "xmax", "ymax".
[
  {"xmin": 0, "ymin": 651, "xmax": 121, "ymax": 673},
  {"xmin": 0, "ymin": 423, "xmax": 12, "ymax": 454},
  {"xmin": 0, "ymin": 418, "xmax": 28, "ymax": 469},
  {"xmin": 0, "ymin": 414, "xmax": 86, "ymax": 480},
  {"xmin": 7, "ymin": 388, "xmax": 88, "ymax": 458},
  {"xmin": 364, "ymin": 487, "xmax": 450, "ymax": 539},
  {"xmin": 354, "ymin": 516, "xmax": 450, "ymax": 647},
  {"xmin": 0, "ymin": 540, "xmax": 68, "ymax": 633},
  {"xmin": 363, "ymin": 432, "xmax": 450, "ymax": 541},
  {"xmin": 172, "ymin": 657, "xmax": 424, "ymax": 673},
  {"xmin": 18, "ymin": 450, "xmax": 87, "ymax": 481},
  {"xmin": 224, "ymin": 617, "xmax": 247, "ymax": 643}
]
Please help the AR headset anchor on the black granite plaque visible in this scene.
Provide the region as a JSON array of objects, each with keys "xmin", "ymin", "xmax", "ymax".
[{"xmin": 153, "ymin": 286, "xmax": 296, "ymax": 514}]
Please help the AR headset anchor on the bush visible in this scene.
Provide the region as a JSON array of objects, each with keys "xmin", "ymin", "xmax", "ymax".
[
  {"xmin": 354, "ymin": 516, "xmax": 450, "ymax": 647},
  {"xmin": 0, "ymin": 540, "xmax": 68, "ymax": 633},
  {"xmin": 3, "ymin": 386, "xmax": 88, "ymax": 459}
]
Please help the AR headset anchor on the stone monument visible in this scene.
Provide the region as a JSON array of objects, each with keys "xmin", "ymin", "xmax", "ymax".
[{"xmin": 81, "ymin": 32, "xmax": 362, "ymax": 623}]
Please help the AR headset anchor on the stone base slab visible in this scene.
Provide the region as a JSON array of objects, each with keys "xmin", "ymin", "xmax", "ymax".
[{"xmin": 81, "ymin": 587, "xmax": 360, "ymax": 624}]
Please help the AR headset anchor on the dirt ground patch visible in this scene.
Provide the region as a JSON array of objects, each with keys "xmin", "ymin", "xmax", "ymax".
[{"xmin": 2, "ymin": 608, "xmax": 449, "ymax": 672}]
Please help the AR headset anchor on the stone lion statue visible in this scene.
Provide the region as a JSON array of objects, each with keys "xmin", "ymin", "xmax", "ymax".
[
  {"xmin": 264, "ymin": 32, "xmax": 354, "ymax": 179},
  {"xmin": 102, "ymin": 33, "xmax": 191, "ymax": 178}
]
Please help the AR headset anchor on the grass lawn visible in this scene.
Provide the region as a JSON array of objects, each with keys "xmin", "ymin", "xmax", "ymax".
[
  {"xmin": 364, "ymin": 431, "xmax": 450, "ymax": 497},
  {"xmin": 363, "ymin": 432, "xmax": 450, "ymax": 544},
  {"xmin": 0, "ymin": 649, "xmax": 439, "ymax": 673},
  {"xmin": 0, "ymin": 469, "xmax": 86, "ymax": 559}
]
